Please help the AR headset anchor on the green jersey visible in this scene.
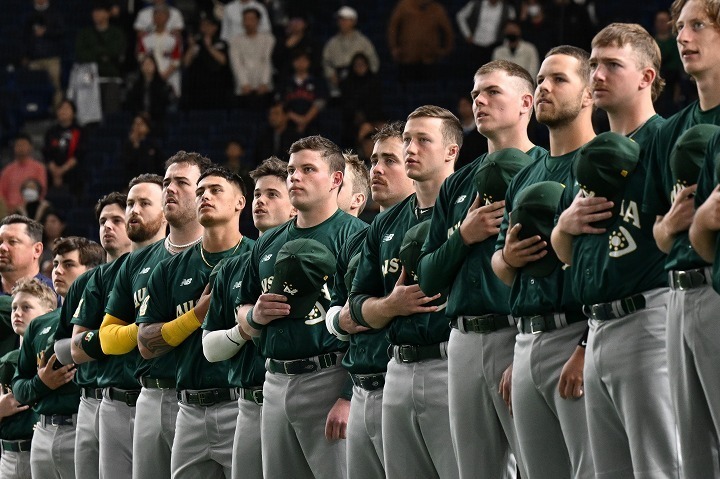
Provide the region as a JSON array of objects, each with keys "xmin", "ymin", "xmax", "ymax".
[
  {"xmin": 562, "ymin": 116, "xmax": 667, "ymax": 304},
  {"xmin": 73, "ymin": 256, "xmax": 136, "ymax": 389},
  {"xmin": 643, "ymin": 101, "xmax": 720, "ymax": 271},
  {"xmin": 0, "ymin": 349, "xmax": 36, "ymax": 440},
  {"xmin": 238, "ymin": 209, "xmax": 366, "ymax": 360},
  {"xmin": 694, "ymin": 130, "xmax": 720, "ymax": 292},
  {"xmin": 105, "ymin": 240, "xmax": 175, "ymax": 381},
  {"xmin": 495, "ymin": 149, "xmax": 581, "ymax": 316},
  {"xmin": 138, "ymin": 239, "xmax": 254, "ymax": 390},
  {"xmin": 13, "ymin": 310, "xmax": 80, "ymax": 415},
  {"xmin": 54, "ymin": 269, "xmax": 97, "ymax": 342},
  {"xmin": 417, "ymin": 147, "xmax": 547, "ymax": 318},
  {"xmin": 203, "ymin": 251, "xmax": 265, "ymax": 388},
  {"xmin": 350, "ymin": 194, "xmax": 445, "ymax": 346},
  {"xmin": 0, "ymin": 296, "xmax": 17, "ymax": 358}
]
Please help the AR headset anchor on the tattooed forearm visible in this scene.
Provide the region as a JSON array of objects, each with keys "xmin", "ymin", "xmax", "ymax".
[{"xmin": 137, "ymin": 323, "xmax": 174, "ymax": 359}]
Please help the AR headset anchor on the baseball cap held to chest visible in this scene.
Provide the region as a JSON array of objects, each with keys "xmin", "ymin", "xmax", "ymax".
[
  {"xmin": 269, "ymin": 239, "xmax": 337, "ymax": 318},
  {"xmin": 473, "ymin": 148, "xmax": 534, "ymax": 205},
  {"xmin": 399, "ymin": 220, "xmax": 447, "ymax": 307},
  {"xmin": 670, "ymin": 124, "xmax": 720, "ymax": 188}
]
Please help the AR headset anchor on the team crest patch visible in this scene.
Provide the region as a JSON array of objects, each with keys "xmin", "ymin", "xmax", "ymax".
[
  {"xmin": 84, "ymin": 331, "xmax": 94, "ymax": 342},
  {"xmin": 608, "ymin": 226, "xmax": 637, "ymax": 258},
  {"xmin": 283, "ymin": 283, "xmax": 298, "ymax": 295}
]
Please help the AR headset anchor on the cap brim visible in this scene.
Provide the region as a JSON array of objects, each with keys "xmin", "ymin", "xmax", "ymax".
[{"xmin": 523, "ymin": 248, "xmax": 560, "ymax": 278}]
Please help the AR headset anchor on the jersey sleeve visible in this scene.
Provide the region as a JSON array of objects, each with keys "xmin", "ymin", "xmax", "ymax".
[
  {"xmin": 348, "ymin": 219, "xmax": 385, "ymax": 328},
  {"xmin": 642, "ymin": 130, "xmax": 671, "ymax": 216},
  {"xmin": 417, "ymin": 181, "xmax": 471, "ymax": 296},
  {"xmin": 203, "ymin": 255, "xmax": 248, "ymax": 332},
  {"xmin": 237, "ymin": 242, "xmax": 263, "ymax": 307},
  {"xmin": 71, "ymin": 268, "xmax": 105, "ymax": 329},
  {"xmin": 104, "ymin": 257, "xmax": 134, "ymax": 323},
  {"xmin": 136, "ymin": 259, "xmax": 170, "ymax": 325},
  {"xmin": 11, "ymin": 322, "xmax": 52, "ymax": 405}
]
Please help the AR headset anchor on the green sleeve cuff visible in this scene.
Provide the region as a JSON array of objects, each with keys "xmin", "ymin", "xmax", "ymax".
[
  {"xmin": 348, "ymin": 294, "xmax": 372, "ymax": 329},
  {"xmin": 340, "ymin": 373, "xmax": 353, "ymax": 400},
  {"xmin": 417, "ymin": 229, "xmax": 470, "ymax": 296},
  {"xmin": 246, "ymin": 308, "xmax": 263, "ymax": 331},
  {"xmin": 333, "ymin": 314, "xmax": 348, "ymax": 336},
  {"xmin": 81, "ymin": 330, "xmax": 108, "ymax": 360}
]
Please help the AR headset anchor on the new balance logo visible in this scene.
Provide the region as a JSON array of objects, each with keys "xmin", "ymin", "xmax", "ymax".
[
  {"xmin": 180, "ymin": 278, "xmax": 193, "ymax": 286},
  {"xmin": 233, "ymin": 281, "xmax": 242, "ymax": 289},
  {"xmin": 261, "ymin": 254, "xmax": 273, "ymax": 262},
  {"xmin": 382, "ymin": 234, "xmax": 394, "ymax": 242},
  {"xmin": 455, "ymin": 195, "xmax": 467, "ymax": 204},
  {"xmin": 40, "ymin": 327, "xmax": 51, "ymax": 335},
  {"xmin": 140, "ymin": 267, "xmax": 151, "ymax": 274}
]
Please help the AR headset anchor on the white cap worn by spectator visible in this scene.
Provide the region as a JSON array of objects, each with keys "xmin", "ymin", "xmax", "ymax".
[{"xmin": 336, "ymin": 6, "xmax": 357, "ymax": 20}]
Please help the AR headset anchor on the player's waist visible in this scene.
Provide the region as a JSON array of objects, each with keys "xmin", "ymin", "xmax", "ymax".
[
  {"xmin": 265, "ymin": 351, "xmax": 344, "ymax": 376},
  {"xmin": 451, "ymin": 314, "xmax": 516, "ymax": 334},
  {"xmin": 388, "ymin": 342, "xmax": 448, "ymax": 363},
  {"xmin": 582, "ymin": 287, "xmax": 669, "ymax": 321},
  {"xmin": 668, "ymin": 266, "xmax": 712, "ymax": 291},
  {"xmin": 515, "ymin": 311, "xmax": 586, "ymax": 335}
]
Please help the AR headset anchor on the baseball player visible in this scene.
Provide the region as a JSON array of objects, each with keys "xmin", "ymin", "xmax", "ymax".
[
  {"xmin": 0, "ymin": 281, "xmax": 51, "ymax": 479},
  {"xmin": 326, "ymin": 121, "xmax": 415, "ymax": 479},
  {"xmin": 200, "ymin": 157, "xmax": 295, "ymax": 479},
  {"xmin": 642, "ymin": 0, "xmax": 720, "ymax": 475},
  {"xmin": 68, "ymin": 192, "xmax": 131, "ymax": 479},
  {"xmin": 137, "ymin": 166, "xmax": 252, "ymax": 478},
  {"xmin": 691, "ymin": 129, "xmax": 720, "ymax": 268},
  {"xmin": 98, "ymin": 152, "xmax": 209, "ymax": 479},
  {"xmin": 415, "ymin": 61, "xmax": 545, "ymax": 479},
  {"xmin": 237, "ymin": 136, "xmax": 366, "ymax": 479},
  {"xmin": 13, "ymin": 237, "xmax": 105, "ymax": 478},
  {"xmin": 338, "ymin": 152, "xmax": 371, "ymax": 218},
  {"xmin": 553, "ymin": 27, "xmax": 680, "ymax": 478},
  {"xmin": 348, "ymin": 106, "xmax": 461, "ymax": 479},
  {"xmin": 491, "ymin": 44, "xmax": 601, "ymax": 479}
]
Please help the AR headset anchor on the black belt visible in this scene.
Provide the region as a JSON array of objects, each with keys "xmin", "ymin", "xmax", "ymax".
[
  {"xmin": 178, "ymin": 388, "xmax": 238, "ymax": 406},
  {"xmin": 389, "ymin": 343, "xmax": 447, "ymax": 363},
  {"xmin": 1, "ymin": 439, "xmax": 32, "ymax": 452},
  {"xmin": 104, "ymin": 387, "xmax": 140, "ymax": 407},
  {"xmin": 39, "ymin": 414, "xmax": 75, "ymax": 427},
  {"xmin": 450, "ymin": 314, "xmax": 516, "ymax": 334},
  {"xmin": 518, "ymin": 311, "xmax": 587, "ymax": 334},
  {"xmin": 266, "ymin": 352, "xmax": 341, "ymax": 375},
  {"xmin": 669, "ymin": 267, "xmax": 710, "ymax": 291},
  {"xmin": 351, "ymin": 373, "xmax": 385, "ymax": 391},
  {"xmin": 140, "ymin": 377, "xmax": 175, "ymax": 389},
  {"xmin": 583, "ymin": 294, "xmax": 647, "ymax": 321},
  {"xmin": 81, "ymin": 387, "xmax": 103, "ymax": 400},
  {"xmin": 234, "ymin": 387, "xmax": 263, "ymax": 405}
]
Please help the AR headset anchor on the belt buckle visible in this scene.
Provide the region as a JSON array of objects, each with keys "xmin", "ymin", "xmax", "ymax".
[
  {"xmin": 197, "ymin": 390, "xmax": 216, "ymax": 406},
  {"xmin": 529, "ymin": 315, "xmax": 544, "ymax": 335},
  {"xmin": 675, "ymin": 270, "xmax": 689, "ymax": 290},
  {"xmin": 50, "ymin": 415, "xmax": 62, "ymax": 427},
  {"xmin": 251, "ymin": 389, "xmax": 263, "ymax": 405},
  {"xmin": 398, "ymin": 345, "xmax": 416, "ymax": 363},
  {"xmin": 125, "ymin": 391, "xmax": 139, "ymax": 406}
]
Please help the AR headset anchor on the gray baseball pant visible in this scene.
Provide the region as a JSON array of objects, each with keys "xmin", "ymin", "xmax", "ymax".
[
  {"xmin": 0, "ymin": 450, "xmax": 31, "ymax": 479},
  {"xmin": 667, "ymin": 279, "xmax": 720, "ymax": 478},
  {"xmin": 261, "ymin": 364, "xmax": 347, "ymax": 479},
  {"xmin": 133, "ymin": 387, "xmax": 178, "ymax": 479},
  {"xmin": 448, "ymin": 327, "xmax": 520, "ymax": 479},
  {"xmin": 231, "ymin": 397, "xmax": 262, "ymax": 479},
  {"xmin": 30, "ymin": 423, "xmax": 76, "ymax": 479},
  {"xmin": 584, "ymin": 287, "xmax": 680, "ymax": 479},
  {"xmin": 347, "ymin": 385, "xmax": 384, "ymax": 479},
  {"xmin": 74, "ymin": 396, "xmax": 100, "ymax": 478},
  {"xmin": 512, "ymin": 320, "xmax": 594, "ymax": 479},
  {"xmin": 99, "ymin": 394, "xmax": 135, "ymax": 479},
  {"xmin": 171, "ymin": 400, "xmax": 237, "ymax": 478},
  {"xmin": 383, "ymin": 353, "xmax": 459, "ymax": 479}
]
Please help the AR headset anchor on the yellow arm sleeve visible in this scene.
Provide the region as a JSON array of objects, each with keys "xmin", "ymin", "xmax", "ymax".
[
  {"xmin": 99, "ymin": 314, "xmax": 139, "ymax": 355},
  {"xmin": 160, "ymin": 309, "xmax": 202, "ymax": 347}
]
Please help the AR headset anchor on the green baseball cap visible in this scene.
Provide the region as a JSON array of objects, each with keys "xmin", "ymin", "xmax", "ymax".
[
  {"xmin": 269, "ymin": 239, "xmax": 337, "ymax": 318},
  {"xmin": 509, "ymin": 181, "xmax": 566, "ymax": 278},
  {"xmin": 398, "ymin": 220, "xmax": 447, "ymax": 307},
  {"xmin": 575, "ymin": 131, "xmax": 640, "ymax": 228},
  {"xmin": 473, "ymin": 148, "xmax": 534, "ymax": 205},
  {"xmin": 670, "ymin": 124, "xmax": 720, "ymax": 188},
  {"xmin": 345, "ymin": 252, "xmax": 361, "ymax": 295}
]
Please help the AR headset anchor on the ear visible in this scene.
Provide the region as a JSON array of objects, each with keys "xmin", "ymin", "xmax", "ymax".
[
  {"xmin": 445, "ymin": 144, "xmax": 459, "ymax": 164},
  {"xmin": 33, "ymin": 242, "xmax": 43, "ymax": 261},
  {"xmin": 639, "ymin": 67, "xmax": 656, "ymax": 92},
  {"xmin": 235, "ymin": 193, "xmax": 246, "ymax": 213},
  {"xmin": 520, "ymin": 93, "xmax": 534, "ymax": 114},
  {"xmin": 289, "ymin": 207, "xmax": 298, "ymax": 219},
  {"xmin": 351, "ymin": 192, "xmax": 366, "ymax": 212},
  {"xmin": 331, "ymin": 171, "xmax": 344, "ymax": 191},
  {"xmin": 581, "ymin": 85, "xmax": 594, "ymax": 108}
]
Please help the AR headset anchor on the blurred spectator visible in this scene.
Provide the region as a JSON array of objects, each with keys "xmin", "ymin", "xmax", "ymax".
[
  {"xmin": 137, "ymin": 4, "xmax": 183, "ymax": 97},
  {"xmin": 221, "ymin": 0, "xmax": 271, "ymax": 41},
  {"xmin": 339, "ymin": 53, "xmax": 383, "ymax": 148},
  {"xmin": 273, "ymin": 15, "xmax": 322, "ymax": 80},
  {"xmin": 134, "ymin": 0, "xmax": 185, "ymax": 34},
  {"xmin": 457, "ymin": 0, "xmax": 516, "ymax": 69},
  {"xmin": 355, "ymin": 121, "xmax": 383, "ymax": 163},
  {"xmin": 42, "ymin": 99, "xmax": 83, "ymax": 192},
  {"xmin": 21, "ymin": 0, "xmax": 66, "ymax": 109},
  {"xmin": 322, "ymin": 7, "xmax": 380, "ymax": 98},
  {"xmin": 455, "ymin": 96, "xmax": 487, "ymax": 170},
  {"xmin": 75, "ymin": 1, "xmax": 127, "ymax": 115},
  {"xmin": 182, "ymin": 12, "xmax": 232, "ymax": 110},
  {"xmin": 13, "ymin": 179, "xmax": 52, "ymax": 222},
  {"xmin": 519, "ymin": 0, "xmax": 553, "ymax": 57},
  {"xmin": 222, "ymin": 139, "xmax": 249, "ymax": 176},
  {"xmin": 119, "ymin": 112, "xmax": 163, "ymax": 184},
  {"xmin": 0, "ymin": 135, "xmax": 47, "ymax": 212},
  {"xmin": 125, "ymin": 55, "xmax": 173, "ymax": 123},
  {"xmin": 39, "ymin": 209, "xmax": 65, "ymax": 277},
  {"xmin": 229, "ymin": 8, "xmax": 275, "ymax": 110},
  {"xmin": 492, "ymin": 20, "xmax": 539, "ymax": 78},
  {"xmin": 388, "ymin": 0, "xmax": 454, "ymax": 84},
  {"xmin": 277, "ymin": 49, "xmax": 326, "ymax": 134},
  {"xmin": 654, "ymin": 9, "xmax": 682, "ymax": 116},
  {"xmin": 255, "ymin": 102, "xmax": 301, "ymax": 163},
  {"xmin": 545, "ymin": 0, "xmax": 595, "ymax": 49}
]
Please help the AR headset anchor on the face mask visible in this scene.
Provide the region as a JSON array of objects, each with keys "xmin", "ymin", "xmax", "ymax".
[
  {"xmin": 506, "ymin": 34, "xmax": 520, "ymax": 42},
  {"xmin": 22, "ymin": 188, "xmax": 40, "ymax": 203},
  {"xmin": 527, "ymin": 5, "xmax": 541, "ymax": 17}
]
